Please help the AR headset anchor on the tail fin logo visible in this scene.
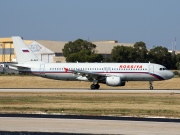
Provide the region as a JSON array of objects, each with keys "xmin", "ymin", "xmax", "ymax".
[{"xmin": 22, "ymin": 48, "xmax": 29, "ymax": 52}]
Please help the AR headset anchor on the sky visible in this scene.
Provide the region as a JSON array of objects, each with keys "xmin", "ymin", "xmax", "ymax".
[{"xmin": 0, "ymin": 0, "xmax": 180, "ymax": 50}]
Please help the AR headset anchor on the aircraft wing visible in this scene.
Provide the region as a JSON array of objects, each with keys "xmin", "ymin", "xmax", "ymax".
[{"xmin": 69, "ymin": 69, "xmax": 109, "ymax": 81}]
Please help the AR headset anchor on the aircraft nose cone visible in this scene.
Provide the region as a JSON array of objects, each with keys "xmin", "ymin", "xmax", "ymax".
[
  {"xmin": 171, "ymin": 72, "xmax": 174, "ymax": 78},
  {"xmin": 167, "ymin": 71, "xmax": 174, "ymax": 79}
]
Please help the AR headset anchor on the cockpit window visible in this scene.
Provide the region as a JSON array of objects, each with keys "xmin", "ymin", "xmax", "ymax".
[{"xmin": 159, "ymin": 67, "xmax": 167, "ymax": 71}]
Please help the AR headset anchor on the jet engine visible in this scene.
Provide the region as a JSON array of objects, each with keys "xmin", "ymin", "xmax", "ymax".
[
  {"xmin": 106, "ymin": 76, "xmax": 126, "ymax": 86},
  {"xmin": 76, "ymin": 76, "xmax": 88, "ymax": 81}
]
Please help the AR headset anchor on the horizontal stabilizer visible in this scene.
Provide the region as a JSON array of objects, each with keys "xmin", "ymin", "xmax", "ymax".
[{"xmin": 9, "ymin": 64, "xmax": 30, "ymax": 70}]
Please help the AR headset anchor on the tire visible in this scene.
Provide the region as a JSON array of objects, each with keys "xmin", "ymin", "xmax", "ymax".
[
  {"xmin": 90, "ymin": 84, "xmax": 96, "ymax": 89},
  {"xmin": 95, "ymin": 84, "xmax": 100, "ymax": 89}
]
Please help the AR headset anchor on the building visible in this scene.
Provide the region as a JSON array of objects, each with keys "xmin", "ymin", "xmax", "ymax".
[
  {"xmin": 0, "ymin": 38, "xmax": 15, "ymax": 62},
  {"xmin": 0, "ymin": 38, "xmax": 32, "ymax": 63},
  {"xmin": 0, "ymin": 37, "xmax": 134, "ymax": 63}
]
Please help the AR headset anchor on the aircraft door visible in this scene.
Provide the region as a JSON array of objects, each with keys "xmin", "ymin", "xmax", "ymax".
[
  {"xmin": 149, "ymin": 64, "xmax": 154, "ymax": 73},
  {"xmin": 40, "ymin": 64, "xmax": 45, "ymax": 74}
]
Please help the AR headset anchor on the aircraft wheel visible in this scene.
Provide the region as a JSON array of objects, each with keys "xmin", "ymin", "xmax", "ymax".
[
  {"xmin": 149, "ymin": 81, "xmax": 153, "ymax": 90},
  {"xmin": 90, "ymin": 84, "xmax": 96, "ymax": 89},
  {"xmin": 95, "ymin": 84, "xmax": 100, "ymax": 89}
]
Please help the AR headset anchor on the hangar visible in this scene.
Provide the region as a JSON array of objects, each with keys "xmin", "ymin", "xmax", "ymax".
[{"xmin": 0, "ymin": 37, "xmax": 134, "ymax": 63}]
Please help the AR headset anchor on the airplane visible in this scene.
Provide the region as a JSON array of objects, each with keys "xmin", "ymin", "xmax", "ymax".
[{"xmin": 10, "ymin": 36, "xmax": 174, "ymax": 90}]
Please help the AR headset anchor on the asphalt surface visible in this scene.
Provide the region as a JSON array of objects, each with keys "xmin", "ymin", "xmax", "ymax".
[
  {"xmin": 0, "ymin": 88, "xmax": 180, "ymax": 93},
  {"xmin": 0, "ymin": 114, "xmax": 180, "ymax": 135}
]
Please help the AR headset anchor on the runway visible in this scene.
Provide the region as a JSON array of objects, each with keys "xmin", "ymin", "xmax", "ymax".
[
  {"xmin": 0, "ymin": 88, "xmax": 180, "ymax": 134},
  {"xmin": 0, "ymin": 116, "xmax": 180, "ymax": 135},
  {"xmin": 0, "ymin": 88, "xmax": 180, "ymax": 93}
]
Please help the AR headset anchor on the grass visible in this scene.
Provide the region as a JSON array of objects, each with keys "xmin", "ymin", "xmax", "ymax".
[
  {"xmin": 0, "ymin": 76, "xmax": 180, "ymax": 118},
  {"xmin": 0, "ymin": 92, "xmax": 180, "ymax": 118},
  {"xmin": 0, "ymin": 76, "xmax": 180, "ymax": 89}
]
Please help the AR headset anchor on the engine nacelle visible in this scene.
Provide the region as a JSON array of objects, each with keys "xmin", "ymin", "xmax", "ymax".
[
  {"xmin": 76, "ymin": 76, "xmax": 88, "ymax": 81},
  {"xmin": 106, "ymin": 76, "xmax": 126, "ymax": 86}
]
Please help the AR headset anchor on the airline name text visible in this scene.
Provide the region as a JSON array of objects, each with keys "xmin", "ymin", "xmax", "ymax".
[{"xmin": 119, "ymin": 65, "xmax": 142, "ymax": 68}]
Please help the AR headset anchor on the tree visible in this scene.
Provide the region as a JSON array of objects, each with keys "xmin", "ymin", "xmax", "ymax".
[
  {"xmin": 63, "ymin": 39, "xmax": 96, "ymax": 57},
  {"xmin": 111, "ymin": 41, "xmax": 149, "ymax": 63},
  {"xmin": 171, "ymin": 54, "xmax": 176, "ymax": 69},
  {"xmin": 175, "ymin": 54, "xmax": 180, "ymax": 69},
  {"xmin": 62, "ymin": 39, "xmax": 103, "ymax": 62},
  {"xmin": 148, "ymin": 46, "xmax": 172, "ymax": 69},
  {"xmin": 111, "ymin": 46, "xmax": 136, "ymax": 62},
  {"xmin": 133, "ymin": 41, "xmax": 148, "ymax": 62}
]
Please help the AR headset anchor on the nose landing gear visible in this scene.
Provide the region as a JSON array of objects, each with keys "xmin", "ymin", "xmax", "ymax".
[{"xmin": 149, "ymin": 81, "xmax": 153, "ymax": 90}]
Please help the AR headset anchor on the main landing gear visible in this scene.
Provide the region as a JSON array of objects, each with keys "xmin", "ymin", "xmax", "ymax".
[
  {"xmin": 90, "ymin": 83, "xmax": 100, "ymax": 89},
  {"xmin": 149, "ymin": 81, "xmax": 153, "ymax": 90}
]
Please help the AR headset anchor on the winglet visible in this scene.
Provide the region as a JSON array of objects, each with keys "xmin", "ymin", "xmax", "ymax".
[{"xmin": 12, "ymin": 36, "xmax": 39, "ymax": 64}]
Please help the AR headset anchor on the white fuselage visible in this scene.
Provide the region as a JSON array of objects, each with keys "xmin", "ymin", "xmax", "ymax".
[{"xmin": 18, "ymin": 62, "xmax": 174, "ymax": 82}]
